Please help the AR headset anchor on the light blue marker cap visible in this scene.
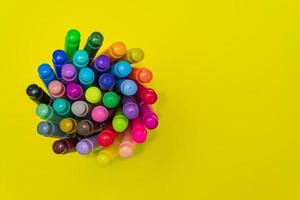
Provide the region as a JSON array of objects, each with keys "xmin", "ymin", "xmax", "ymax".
[
  {"xmin": 53, "ymin": 98, "xmax": 71, "ymax": 116},
  {"xmin": 72, "ymin": 50, "xmax": 89, "ymax": 70},
  {"xmin": 110, "ymin": 61, "xmax": 132, "ymax": 78},
  {"xmin": 116, "ymin": 79, "xmax": 137, "ymax": 96},
  {"xmin": 79, "ymin": 67, "xmax": 95, "ymax": 87}
]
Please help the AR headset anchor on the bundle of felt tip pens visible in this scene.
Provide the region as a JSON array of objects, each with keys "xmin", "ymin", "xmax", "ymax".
[{"xmin": 26, "ymin": 29, "xmax": 158, "ymax": 167}]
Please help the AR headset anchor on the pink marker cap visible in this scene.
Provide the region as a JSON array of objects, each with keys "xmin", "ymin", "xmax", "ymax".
[
  {"xmin": 91, "ymin": 106, "xmax": 109, "ymax": 122},
  {"xmin": 119, "ymin": 131, "xmax": 136, "ymax": 159},
  {"xmin": 48, "ymin": 80, "xmax": 65, "ymax": 98},
  {"xmin": 130, "ymin": 117, "xmax": 147, "ymax": 143}
]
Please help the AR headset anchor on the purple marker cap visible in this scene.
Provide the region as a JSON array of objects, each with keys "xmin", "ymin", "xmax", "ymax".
[
  {"xmin": 76, "ymin": 134, "xmax": 100, "ymax": 155},
  {"xmin": 62, "ymin": 64, "xmax": 77, "ymax": 83},
  {"xmin": 66, "ymin": 83, "xmax": 83, "ymax": 101},
  {"xmin": 143, "ymin": 114, "xmax": 158, "ymax": 129},
  {"xmin": 122, "ymin": 96, "xmax": 139, "ymax": 119},
  {"xmin": 93, "ymin": 55, "xmax": 111, "ymax": 73}
]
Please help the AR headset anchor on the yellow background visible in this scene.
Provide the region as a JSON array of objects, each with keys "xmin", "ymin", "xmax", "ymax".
[{"xmin": 0, "ymin": 0, "xmax": 300, "ymax": 199}]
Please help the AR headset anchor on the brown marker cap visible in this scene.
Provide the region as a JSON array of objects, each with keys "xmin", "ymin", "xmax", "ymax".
[{"xmin": 77, "ymin": 120, "xmax": 93, "ymax": 136}]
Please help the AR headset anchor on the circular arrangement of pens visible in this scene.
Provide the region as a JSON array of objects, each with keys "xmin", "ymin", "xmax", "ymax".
[{"xmin": 26, "ymin": 29, "xmax": 158, "ymax": 167}]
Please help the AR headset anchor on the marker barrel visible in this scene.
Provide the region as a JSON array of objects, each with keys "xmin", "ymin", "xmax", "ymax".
[
  {"xmin": 52, "ymin": 137, "xmax": 80, "ymax": 154},
  {"xmin": 76, "ymin": 133, "xmax": 103, "ymax": 155},
  {"xmin": 59, "ymin": 118, "xmax": 77, "ymax": 134},
  {"xmin": 102, "ymin": 91, "xmax": 120, "ymax": 109},
  {"xmin": 71, "ymin": 101, "xmax": 93, "ymax": 118},
  {"xmin": 139, "ymin": 102, "xmax": 159, "ymax": 130},
  {"xmin": 26, "ymin": 84, "xmax": 53, "ymax": 105},
  {"xmin": 66, "ymin": 83, "xmax": 83, "ymax": 101},
  {"xmin": 91, "ymin": 106, "xmax": 112, "ymax": 122},
  {"xmin": 53, "ymin": 98, "xmax": 72, "ymax": 117},
  {"xmin": 92, "ymin": 55, "xmax": 111, "ymax": 74},
  {"xmin": 52, "ymin": 49, "xmax": 67, "ymax": 79},
  {"xmin": 122, "ymin": 48, "xmax": 144, "ymax": 64},
  {"xmin": 78, "ymin": 67, "xmax": 95, "ymax": 88},
  {"xmin": 130, "ymin": 116, "xmax": 148, "ymax": 143},
  {"xmin": 109, "ymin": 61, "xmax": 132, "ymax": 78},
  {"xmin": 85, "ymin": 86, "xmax": 102, "ymax": 104},
  {"xmin": 103, "ymin": 41, "xmax": 126, "ymax": 62},
  {"xmin": 137, "ymin": 84, "xmax": 158, "ymax": 105},
  {"xmin": 112, "ymin": 108, "xmax": 128, "ymax": 132},
  {"xmin": 38, "ymin": 64, "xmax": 57, "ymax": 87},
  {"xmin": 77, "ymin": 119, "xmax": 106, "ymax": 136},
  {"xmin": 129, "ymin": 67, "xmax": 153, "ymax": 84},
  {"xmin": 115, "ymin": 79, "xmax": 137, "ymax": 96},
  {"xmin": 64, "ymin": 29, "xmax": 81, "ymax": 62},
  {"xmin": 84, "ymin": 32, "xmax": 104, "ymax": 63},
  {"xmin": 98, "ymin": 124, "xmax": 117, "ymax": 147},
  {"xmin": 121, "ymin": 96, "xmax": 139, "ymax": 119},
  {"xmin": 98, "ymin": 73, "xmax": 115, "ymax": 91},
  {"xmin": 73, "ymin": 50, "xmax": 89, "ymax": 71},
  {"xmin": 37, "ymin": 121, "xmax": 74, "ymax": 139},
  {"xmin": 36, "ymin": 104, "xmax": 62, "ymax": 124},
  {"xmin": 61, "ymin": 64, "xmax": 78, "ymax": 84},
  {"xmin": 96, "ymin": 134, "xmax": 123, "ymax": 167},
  {"xmin": 48, "ymin": 80, "xmax": 66, "ymax": 99},
  {"xmin": 119, "ymin": 130, "xmax": 136, "ymax": 159}
]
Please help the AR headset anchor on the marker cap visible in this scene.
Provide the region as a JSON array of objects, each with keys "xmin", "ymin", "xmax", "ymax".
[
  {"xmin": 76, "ymin": 139, "xmax": 92, "ymax": 155},
  {"xmin": 117, "ymin": 79, "xmax": 137, "ymax": 96},
  {"xmin": 127, "ymin": 48, "xmax": 144, "ymax": 63},
  {"xmin": 91, "ymin": 106, "xmax": 108, "ymax": 122},
  {"xmin": 62, "ymin": 64, "xmax": 77, "ymax": 82},
  {"xmin": 48, "ymin": 80, "xmax": 65, "ymax": 98},
  {"xmin": 66, "ymin": 29, "xmax": 80, "ymax": 44},
  {"xmin": 77, "ymin": 120, "xmax": 93, "ymax": 136},
  {"xmin": 93, "ymin": 55, "xmax": 111, "ymax": 72},
  {"xmin": 108, "ymin": 42, "xmax": 126, "ymax": 58},
  {"xmin": 59, "ymin": 118, "xmax": 77, "ymax": 133},
  {"xmin": 52, "ymin": 50, "xmax": 67, "ymax": 65},
  {"xmin": 98, "ymin": 73, "xmax": 115, "ymax": 90},
  {"xmin": 53, "ymin": 98, "xmax": 70, "ymax": 115},
  {"xmin": 136, "ymin": 68, "xmax": 153, "ymax": 83},
  {"xmin": 122, "ymin": 102, "xmax": 139, "ymax": 119},
  {"xmin": 131, "ymin": 127, "xmax": 147, "ymax": 143},
  {"xmin": 111, "ymin": 61, "xmax": 132, "ymax": 78},
  {"xmin": 85, "ymin": 86, "xmax": 102, "ymax": 104},
  {"xmin": 112, "ymin": 110, "xmax": 128, "ymax": 132},
  {"xmin": 103, "ymin": 92, "xmax": 119, "ymax": 109},
  {"xmin": 144, "ymin": 114, "xmax": 159, "ymax": 129},
  {"xmin": 71, "ymin": 101, "xmax": 89, "ymax": 117},
  {"xmin": 36, "ymin": 104, "xmax": 52, "ymax": 119},
  {"xmin": 66, "ymin": 83, "xmax": 83, "ymax": 100},
  {"xmin": 37, "ymin": 121, "xmax": 53, "ymax": 137},
  {"xmin": 38, "ymin": 64, "xmax": 53, "ymax": 79},
  {"xmin": 73, "ymin": 50, "xmax": 89, "ymax": 69},
  {"xmin": 87, "ymin": 32, "xmax": 103, "ymax": 48},
  {"xmin": 79, "ymin": 67, "xmax": 95, "ymax": 85},
  {"xmin": 96, "ymin": 153, "xmax": 111, "ymax": 167}
]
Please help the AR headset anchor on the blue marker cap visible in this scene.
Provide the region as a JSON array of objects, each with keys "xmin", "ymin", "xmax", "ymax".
[
  {"xmin": 110, "ymin": 61, "xmax": 132, "ymax": 78},
  {"xmin": 116, "ymin": 79, "xmax": 137, "ymax": 96},
  {"xmin": 52, "ymin": 50, "xmax": 67, "ymax": 78},
  {"xmin": 72, "ymin": 50, "xmax": 89, "ymax": 70},
  {"xmin": 79, "ymin": 67, "xmax": 95, "ymax": 87},
  {"xmin": 93, "ymin": 55, "xmax": 111, "ymax": 73},
  {"xmin": 98, "ymin": 73, "xmax": 115, "ymax": 90},
  {"xmin": 38, "ymin": 64, "xmax": 57, "ymax": 87}
]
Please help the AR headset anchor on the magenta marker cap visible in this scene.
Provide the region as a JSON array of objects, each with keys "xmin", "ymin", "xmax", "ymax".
[
  {"xmin": 62, "ymin": 64, "xmax": 77, "ymax": 83},
  {"xmin": 91, "ymin": 106, "xmax": 109, "ymax": 122},
  {"xmin": 140, "ymin": 102, "xmax": 159, "ymax": 129},
  {"xmin": 66, "ymin": 83, "xmax": 83, "ymax": 101}
]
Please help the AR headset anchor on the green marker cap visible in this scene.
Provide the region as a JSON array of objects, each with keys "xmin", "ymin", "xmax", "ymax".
[
  {"xmin": 36, "ymin": 104, "xmax": 52, "ymax": 119},
  {"xmin": 103, "ymin": 92, "xmax": 120, "ymax": 109},
  {"xmin": 88, "ymin": 32, "xmax": 103, "ymax": 48},
  {"xmin": 66, "ymin": 29, "xmax": 80, "ymax": 45},
  {"xmin": 112, "ymin": 109, "xmax": 128, "ymax": 132}
]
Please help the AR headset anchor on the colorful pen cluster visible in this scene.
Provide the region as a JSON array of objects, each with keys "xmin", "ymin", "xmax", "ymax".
[{"xmin": 26, "ymin": 29, "xmax": 159, "ymax": 167}]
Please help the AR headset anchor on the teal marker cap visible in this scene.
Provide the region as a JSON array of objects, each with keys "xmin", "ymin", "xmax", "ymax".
[
  {"xmin": 73, "ymin": 50, "xmax": 89, "ymax": 70},
  {"xmin": 79, "ymin": 67, "xmax": 95, "ymax": 86},
  {"xmin": 36, "ymin": 104, "xmax": 53, "ymax": 119},
  {"xmin": 53, "ymin": 98, "xmax": 71, "ymax": 116}
]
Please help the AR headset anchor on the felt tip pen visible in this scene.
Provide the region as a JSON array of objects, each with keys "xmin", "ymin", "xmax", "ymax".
[
  {"xmin": 66, "ymin": 83, "xmax": 83, "ymax": 101},
  {"xmin": 85, "ymin": 86, "xmax": 102, "ymax": 104},
  {"xmin": 139, "ymin": 102, "xmax": 159, "ymax": 129},
  {"xmin": 61, "ymin": 64, "xmax": 78, "ymax": 84},
  {"xmin": 96, "ymin": 134, "xmax": 123, "ymax": 167},
  {"xmin": 98, "ymin": 124, "xmax": 117, "ymax": 147},
  {"xmin": 91, "ymin": 105, "xmax": 113, "ymax": 122},
  {"xmin": 137, "ymin": 84, "xmax": 158, "ymax": 105},
  {"xmin": 129, "ymin": 67, "xmax": 153, "ymax": 84},
  {"xmin": 52, "ymin": 49, "xmax": 67, "ymax": 79},
  {"xmin": 84, "ymin": 32, "xmax": 104, "ymax": 63},
  {"xmin": 130, "ymin": 116, "xmax": 147, "ymax": 143},
  {"xmin": 78, "ymin": 67, "xmax": 95, "ymax": 88},
  {"xmin": 103, "ymin": 41, "xmax": 126, "ymax": 62},
  {"xmin": 109, "ymin": 61, "xmax": 132, "ymax": 78},
  {"xmin": 77, "ymin": 119, "xmax": 106, "ymax": 136},
  {"xmin": 48, "ymin": 80, "xmax": 66, "ymax": 99},
  {"xmin": 71, "ymin": 101, "xmax": 93, "ymax": 118},
  {"xmin": 122, "ymin": 48, "xmax": 144, "ymax": 64},
  {"xmin": 36, "ymin": 103, "xmax": 62, "ymax": 124},
  {"xmin": 92, "ymin": 55, "xmax": 111, "ymax": 73},
  {"xmin": 53, "ymin": 98, "xmax": 72, "ymax": 117},
  {"xmin": 59, "ymin": 118, "xmax": 77, "ymax": 134},
  {"xmin": 26, "ymin": 84, "xmax": 53, "ymax": 105},
  {"xmin": 112, "ymin": 108, "xmax": 128, "ymax": 132},
  {"xmin": 121, "ymin": 96, "xmax": 139, "ymax": 119},
  {"xmin": 38, "ymin": 64, "xmax": 57, "ymax": 87},
  {"xmin": 37, "ymin": 121, "xmax": 74, "ymax": 139},
  {"xmin": 52, "ymin": 137, "xmax": 81, "ymax": 154},
  {"xmin": 64, "ymin": 29, "xmax": 81, "ymax": 62},
  {"xmin": 115, "ymin": 79, "xmax": 137, "ymax": 96},
  {"xmin": 76, "ymin": 133, "xmax": 103, "ymax": 155},
  {"xmin": 102, "ymin": 91, "xmax": 120, "ymax": 109},
  {"xmin": 119, "ymin": 130, "xmax": 136, "ymax": 159},
  {"xmin": 72, "ymin": 50, "xmax": 89, "ymax": 71},
  {"xmin": 98, "ymin": 73, "xmax": 115, "ymax": 91}
]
